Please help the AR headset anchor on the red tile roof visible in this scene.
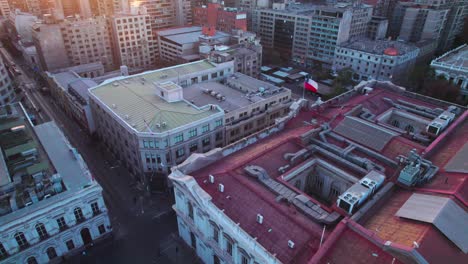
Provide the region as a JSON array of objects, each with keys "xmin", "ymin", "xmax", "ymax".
[{"xmin": 187, "ymin": 87, "xmax": 467, "ymax": 263}]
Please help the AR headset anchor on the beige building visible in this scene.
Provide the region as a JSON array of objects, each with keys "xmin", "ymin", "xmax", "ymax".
[
  {"xmin": 60, "ymin": 17, "xmax": 115, "ymax": 71},
  {"xmin": 32, "ymin": 16, "xmax": 115, "ymax": 72},
  {"xmin": 88, "ymin": 60, "xmax": 233, "ymax": 188},
  {"xmin": 111, "ymin": 6, "xmax": 156, "ymax": 71},
  {"xmin": 183, "ymin": 72, "xmax": 292, "ymax": 144}
]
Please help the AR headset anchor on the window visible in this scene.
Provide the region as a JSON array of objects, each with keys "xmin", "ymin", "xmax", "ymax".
[
  {"xmin": 35, "ymin": 223, "xmax": 48, "ymax": 241},
  {"xmin": 202, "ymin": 137, "xmax": 210, "ymax": 147},
  {"xmin": 98, "ymin": 224, "xmax": 106, "ymax": 235},
  {"xmin": 14, "ymin": 232, "xmax": 28, "ymax": 250},
  {"xmin": 27, "ymin": 257, "xmax": 38, "ymax": 264},
  {"xmin": 46, "ymin": 247, "xmax": 57, "ymax": 260},
  {"xmin": 391, "ymin": 119, "xmax": 400, "ymax": 128},
  {"xmin": 188, "ymin": 128, "xmax": 197, "ymax": 138},
  {"xmin": 74, "ymin": 207, "xmax": 85, "ymax": 223},
  {"xmin": 405, "ymin": 125, "xmax": 414, "ymax": 133},
  {"xmin": 57, "ymin": 217, "xmax": 67, "ymax": 231},
  {"xmin": 0, "ymin": 243, "xmax": 8, "ymax": 260},
  {"xmin": 91, "ymin": 202, "xmax": 100, "ymax": 216},
  {"xmin": 66, "ymin": 240, "xmax": 75, "ymax": 250},
  {"xmin": 202, "ymin": 75, "xmax": 208, "ymax": 81},
  {"xmin": 212, "ymin": 225, "xmax": 219, "ymax": 243},
  {"xmin": 176, "ymin": 148, "xmax": 185, "ymax": 158},
  {"xmin": 213, "ymin": 255, "xmax": 221, "ymax": 264},
  {"xmin": 188, "ymin": 202, "xmax": 194, "ymax": 220},
  {"xmin": 241, "ymin": 254, "xmax": 249, "ymax": 264},
  {"xmin": 226, "ymin": 239, "xmax": 233, "ymax": 256},
  {"xmin": 215, "ymin": 119, "xmax": 222, "ymax": 128},
  {"xmin": 202, "ymin": 124, "xmax": 210, "ymax": 133},
  {"xmin": 174, "ymin": 133, "xmax": 184, "ymax": 143},
  {"xmin": 190, "ymin": 232, "xmax": 197, "ymax": 249},
  {"xmin": 189, "ymin": 143, "xmax": 198, "ymax": 152}
]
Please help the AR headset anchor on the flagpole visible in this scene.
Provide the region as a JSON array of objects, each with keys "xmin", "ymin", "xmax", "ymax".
[{"xmin": 302, "ymin": 75, "xmax": 307, "ymax": 99}]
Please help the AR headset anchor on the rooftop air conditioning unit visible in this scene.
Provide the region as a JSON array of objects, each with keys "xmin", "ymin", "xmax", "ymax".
[
  {"xmin": 162, "ymin": 122, "xmax": 167, "ymax": 127},
  {"xmin": 156, "ymin": 123, "xmax": 161, "ymax": 128},
  {"xmin": 218, "ymin": 184, "xmax": 224, "ymax": 193},
  {"xmin": 288, "ymin": 240, "xmax": 295, "ymax": 249},
  {"xmin": 257, "ymin": 214, "xmax": 263, "ymax": 224},
  {"xmin": 209, "ymin": 174, "xmax": 215, "ymax": 183}
]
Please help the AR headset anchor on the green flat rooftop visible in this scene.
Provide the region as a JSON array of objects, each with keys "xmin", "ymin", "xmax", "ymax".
[
  {"xmin": 90, "ymin": 60, "xmax": 222, "ymax": 133},
  {"xmin": 4, "ymin": 142, "xmax": 36, "ymax": 158},
  {"xmin": 26, "ymin": 162, "xmax": 49, "ymax": 176}
]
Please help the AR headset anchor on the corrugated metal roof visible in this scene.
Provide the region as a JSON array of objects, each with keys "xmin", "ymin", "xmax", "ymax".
[
  {"xmin": 396, "ymin": 193, "xmax": 468, "ymax": 253},
  {"xmin": 444, "ymin": 142, "xmax": 468, "ymax": 173},
  {"xmin": 90, "ymin": 60, "xmax": 222, "ymax": 133},
  {"xmin": 334, "ymin": 116, "xmax": 399, "ymax": 151}
]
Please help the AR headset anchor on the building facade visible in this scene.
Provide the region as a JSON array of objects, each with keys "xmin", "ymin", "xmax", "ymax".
[
  {"xmin": 366, "ymin": 16, "xmax": 388, "ymax": 40},
  {"xmin": 45, "ymin": 70, "xmax": 97, "ymax": 133},
  {"xmin": 156, "ymin": 26, "xmax": 230, "ymax": 64},
  {"xmin": 390, "ymin": 2, "xmax": 448, "ymax": 43},
  {"xmin": 252, "ymin": 2, "xmax": 373, "ymax": 67},
  {"xmin": 32, "ymin": 16, "xmax": 115, "ymax": 72},
  {"xmin": 0, "ymin": 103, "xmax": 111, "ymax": 264},
  {"xmin": 0, "ymin": 55, "xmax": 15, "ymax": 105},
  {"xmin": 431, "ymin": 44, "xmax": 468, "ymax": 99},
  {"xmin": 88, "ymin": 60, "xmax": 234, "ymax": 187},
  {"xmin": 60, "ymin": 17, "xmax": 115, "ymax": 71},
  {"xmin": 333, "ymin": 39, "xmax": 419, "ymax": 82},
  {"xmin": 111, "ymin": 6, "xmax": 157, "ymax": 71},
  {"xmin": 193, "ymin": 2, "xmax": 247, "ymax": 32}
]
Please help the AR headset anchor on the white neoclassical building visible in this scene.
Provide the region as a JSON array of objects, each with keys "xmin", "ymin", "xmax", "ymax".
[
  {"xmin": 0, "ymin": 103, "xmax": 111, "ymax": 264},
  {"xmin": 431, "ymin": 44, "xmax": 468, "ymax": 99}
]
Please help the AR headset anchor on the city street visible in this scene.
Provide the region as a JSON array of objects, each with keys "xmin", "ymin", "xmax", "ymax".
[{"xmin": 3, "ymin": 46, "xmax": 199, "ymax": 263}]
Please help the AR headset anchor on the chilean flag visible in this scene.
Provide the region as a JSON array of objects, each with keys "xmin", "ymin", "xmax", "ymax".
[{"xmin": 304, "ymin": 78, "xmax": 319, "ymax": 93}]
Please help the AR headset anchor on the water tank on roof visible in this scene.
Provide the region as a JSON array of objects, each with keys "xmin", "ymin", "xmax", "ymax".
[{"xmin": 384, "ymin": 47, "xmax": 399, "ymax": 56}]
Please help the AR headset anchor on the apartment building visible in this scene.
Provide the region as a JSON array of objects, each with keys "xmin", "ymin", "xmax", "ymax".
[
  {"xmin": 88, "ymin": 60, "xmax": 234, "ymax": 187},
  {"xmin": 207, "ymin": 37, "xmax": 262, "ymax": 77},
  {"xmin": 0, "ymin": 55, "xmax": 14, "ymax": 105},
  {"xmin": 0, "ymin": 103, "xmax": 111, "ymax": 264},
  {"xmin": 366, "ymin": 16, "xmax": 388, "ymax": 40},
  {"xmin": 193, "ymin": 2, "xmax": 247, "ymax": 32},
  {"xmin": 136, "ymin": 0, "xmax": 191, "ymax": 30},
  {"xmin": 184, "ymin": 72, "xmax": 291, "ymax": 144},
  {"xmin": 333, "ymin": 39, "xmax": 419, "ymax": 83},
  {"xmin": 252, "ymin": 2, "xmax": 373, "ymax": 67},
  {"xmin": 0, "ymin": 0, "xmax": 11, "ymax": 17},
  {"xmin": 110, "ymin": 6, "xmax": 157, "ymax": 71},
  {"xmin": 32, "ymin": 16, "xmax": 115, "ymax": 72},
  {"xmin": 96, "ymin": 0, "xmax": 130, "ymax": 16},
  {"xmin": 156, "ymin": 26, "xmax": 230, "ymax": 64},
  {"xmin": 390, "ymin": 2, "xmax": 449, "ymax": 44}
]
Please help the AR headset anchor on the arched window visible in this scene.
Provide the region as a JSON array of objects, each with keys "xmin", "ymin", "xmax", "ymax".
[
  {"xmin": 46, "ymin": 247, "xmax": 57, "ymax": 260},
  {"xmin": 405, "ymin": 125, "xmax": 414, "ymax": 133},
  {"xmin": 26, "ymin": 256, "xmax": 38, "ymax": 264},
  {"xmin": 14, "ymin": 232, "xmax": 29, "ymax": 250},
  {"xmin": 391, "ymin": 119, "xmax": 400, "ymax": 128},
  {"xmin": 239, "ymin": 248, "xmax": 250, "ymax": 264},
  {"xmin": 74, "ymin": 207, "xmax": 85, "ymax": 223},
  {"xmin": 187, "ymin": 203, "xmax": 194, "ymax": 220},
  {"xmin": 35, "ymin": 223, "xmax": 48, "ymax": 241},
  {"xmin": 210, "ymin": 221, "xmax": 220, "ymax": 243},
  {"xmin": 0, "ymin": 242, "xmax": 8, "ymax": 260},
  {"xmin": 224, "ymin": 234, "xmax": 234, "ymax": 256}
]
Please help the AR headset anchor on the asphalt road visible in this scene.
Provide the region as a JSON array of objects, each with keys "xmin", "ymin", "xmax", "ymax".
[{"xmin": 5, "ymin": 46, "xmax": 199, "ymax": 263}]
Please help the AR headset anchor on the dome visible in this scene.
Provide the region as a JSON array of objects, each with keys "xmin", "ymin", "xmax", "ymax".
[{"xmin": 384, "ymin": 47, "xmax": 399, "ymax": 56}]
